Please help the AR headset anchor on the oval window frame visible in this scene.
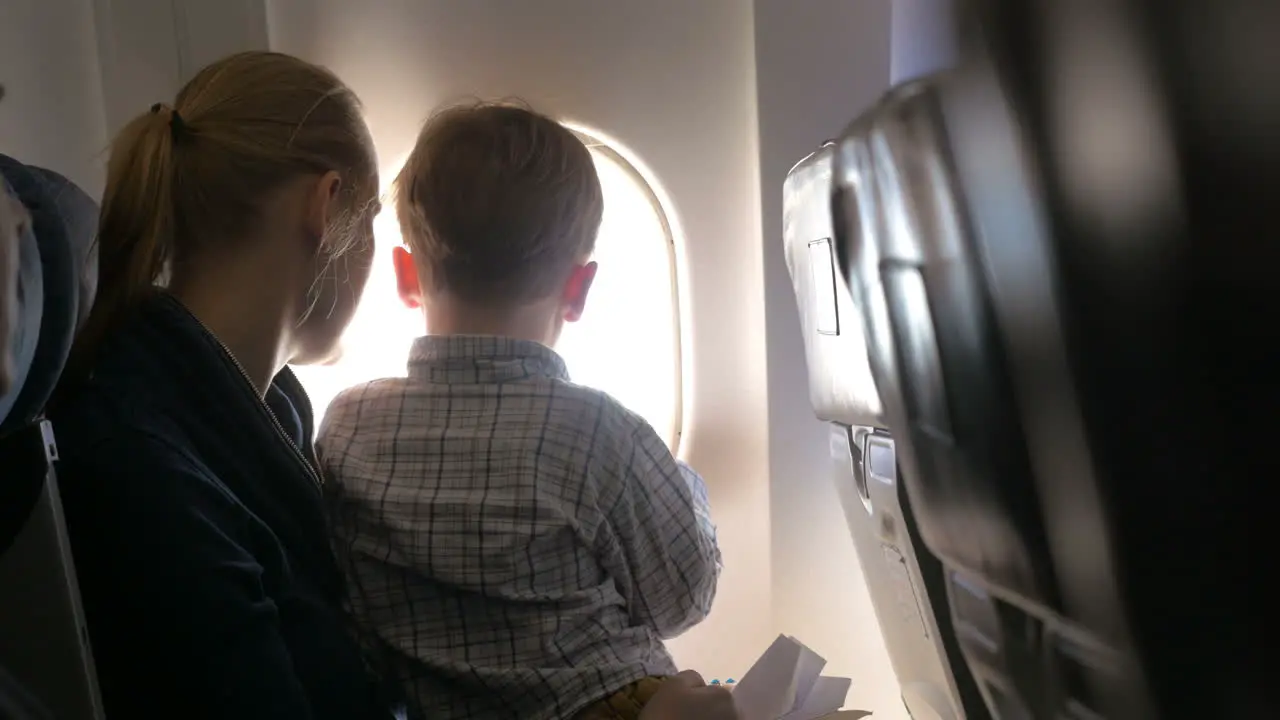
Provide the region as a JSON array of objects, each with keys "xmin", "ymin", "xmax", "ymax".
[{"xmin": 572, "ymin": 130, "xmax": 686, "ymax": 454}]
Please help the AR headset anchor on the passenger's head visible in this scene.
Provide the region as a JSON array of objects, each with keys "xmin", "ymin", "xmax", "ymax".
[
  {"xmin": 72, "ymin": 51, "xmax": 379, "ymax": 376},
  {"xmin": 391, "ymin": 100, "xmax": 603, "ymax": 346},
  {"xmin": 0, "ymin": 83, "xmax": 22, "ymax": 395}
]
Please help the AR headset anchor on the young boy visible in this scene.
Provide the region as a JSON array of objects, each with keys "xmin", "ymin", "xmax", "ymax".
[{"xmin": 320, "ymin": 101, "xmax": 722, "ymax": 720}]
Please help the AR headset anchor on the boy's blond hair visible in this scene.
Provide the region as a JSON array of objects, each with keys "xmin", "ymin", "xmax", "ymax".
[{"xmin": 394, "ymin": 101, "xmax": 604, "ymax": 307}]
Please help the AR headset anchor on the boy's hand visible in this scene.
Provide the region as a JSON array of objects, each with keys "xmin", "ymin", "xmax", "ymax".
[{"xmin": 640, "ymin": 670, "xmax": 739, "ymax": 720}]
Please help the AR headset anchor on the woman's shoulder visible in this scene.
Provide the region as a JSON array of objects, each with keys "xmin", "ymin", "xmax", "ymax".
[
  {"xmin": 53, "ymin": 381, "xmax": 192, "ymax": 469},
  {"xmin": 51, "ymin": 386, "xmax": 245, "ymax": 524}
]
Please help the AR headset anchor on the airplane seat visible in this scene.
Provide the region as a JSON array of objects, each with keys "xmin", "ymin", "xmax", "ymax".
[
  {"xmin": 0, "ymin": 153, "xmax": 104, "ymax": 720},
  {"xmin": 843, "ymin": 1, "xmax": 1277, "ymax": 717},
  {"xmin": 825, "ymin": 0, "xmax": 1265, "ymax": 708},
  {"xmin": 782, "ymin": 144, "xmax": 987, "ymax": 720},
  {"xmin": 831, "ymin": 73, "xmax": 1086, "ymax": 719}
]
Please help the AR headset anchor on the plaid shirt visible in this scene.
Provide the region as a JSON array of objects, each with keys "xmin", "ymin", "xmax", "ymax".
[{"xmin": 318, "ymin": 335, "xmax": 721, "ymax": 720}]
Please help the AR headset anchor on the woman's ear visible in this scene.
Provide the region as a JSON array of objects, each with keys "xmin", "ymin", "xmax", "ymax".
[
  {"xmin": 304, "ymin": 171, "xmax": 344, "ymax": 248},
  {"xmin": 392, "ymin": 245, "xmax": 423, "ymax": 309}
]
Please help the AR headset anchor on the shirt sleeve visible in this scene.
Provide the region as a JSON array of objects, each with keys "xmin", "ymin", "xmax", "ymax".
[
  {"xmin": 600, "ymin": 423, "xmax": 722, "ymax": 639},
  {"xmin": 57, "ymin": 433, "xmax": 317, "ymax": 720}
]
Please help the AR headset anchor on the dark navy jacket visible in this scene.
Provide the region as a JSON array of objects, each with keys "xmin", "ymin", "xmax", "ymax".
[{"xmin": 50, "ymin": 292, "xmax": 394, "ymax": 720}]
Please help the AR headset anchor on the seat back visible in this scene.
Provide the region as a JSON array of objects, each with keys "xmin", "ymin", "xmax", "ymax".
[
  {"xmin": 833, "ymin": 73, "xmax": 1109, "ymax": 718},
  {"xmin": 0, "ymin": 157, "xmax": 98, "ymax": 435},
  {"xmin": 0, "ymin": 155, "xmax": 104, "ymax": 720},
  {"xmin": 783, "ymin": 144, "xmax": 986, "ymax": 720},
  {"xmin": 936, "ymin": 1, "xmax": 1276, "ymax": 716},
  {"xmin": 1, "ymin": 175, "xmax": 43, "ymax": 429},
  {"xmin": 0, "ymin": 664, "xmax": 52, "ymax": 720},
  {"xmin": 826, "ymin": 0, "xmax": 1278, "ymax": 708}
]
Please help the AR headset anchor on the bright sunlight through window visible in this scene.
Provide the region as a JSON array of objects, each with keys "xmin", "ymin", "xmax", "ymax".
[{"xmin": 291, "ymin": 139, "xmax": 684, "ymax": 451}]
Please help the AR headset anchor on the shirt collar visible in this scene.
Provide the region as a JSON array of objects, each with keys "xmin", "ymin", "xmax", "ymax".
[{"xmin": 408, "ymin": 335, "xmax": 569, "ymax": 384}]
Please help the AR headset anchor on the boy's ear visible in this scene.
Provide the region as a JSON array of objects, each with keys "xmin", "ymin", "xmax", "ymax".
[
  {"xmin": 562, "ymin": 261, "xmax": 598, "ymax": 323},
  {"xmin": 392, "ymin": 245, "xmax": 423, "ymax": 309}
]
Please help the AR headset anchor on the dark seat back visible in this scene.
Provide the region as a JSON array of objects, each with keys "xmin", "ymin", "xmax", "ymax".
[
  {"xmin": 830, "ymin": 1, "xmax": 1280, "ymax": 716},
  {"xmin": 833, "ymin": 72, "xmax": 1107, "ymax": 718},
  {"xmin": 0, "ymin": 156, "xmax": 98, "ymax": 435},
  {"xmin": 0, "ymin": 155, "xmax": 103, "ymax": 720},
  {"xmin": 783, "ymin": 144, "xmax": 986, "ymax": 720}
]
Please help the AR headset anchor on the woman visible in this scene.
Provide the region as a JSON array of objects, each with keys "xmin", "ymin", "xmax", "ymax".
[
  {"xmin": 50, "ymin": 51, "xmax": 389, "ymax": 719},
  {"xmin": 49, "ymin": 51, "xmax": 736, "ymax": 720}
]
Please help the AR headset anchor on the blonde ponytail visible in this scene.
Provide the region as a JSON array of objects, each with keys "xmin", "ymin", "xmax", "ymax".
[
  {"xmin": 58, "ymin": 51, "xmax": 378, "ymax": 390},
  {"xmin": 64, "ymin": 105, "xmax": 179, "ymax": 382}
]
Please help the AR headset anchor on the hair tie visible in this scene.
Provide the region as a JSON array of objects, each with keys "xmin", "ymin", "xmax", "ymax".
[{"xmin": 150, "ymin": 102, "xmax": 186, "ymax": 141}]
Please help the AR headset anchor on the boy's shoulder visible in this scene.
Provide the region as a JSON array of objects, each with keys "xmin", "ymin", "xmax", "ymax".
[
  {"xmin": 548, "ymin": 377, "xmax": 653, "ymax": 437},
  {"xmin": 548, "ymin": 380, "xmax": 681, "ymax": 472},
  {"xmin": 317, "ymin": 377, "xmax": 409, "ymax": 426}
]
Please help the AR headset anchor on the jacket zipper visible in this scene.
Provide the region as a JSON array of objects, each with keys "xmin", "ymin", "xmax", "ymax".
[
  {"xmin": 177, "ymin": 305, "xmax": 324, "ymax": 491},
  {"xmin": 157, "ymin": 299, "xmax": 400, "ymax": 701}
]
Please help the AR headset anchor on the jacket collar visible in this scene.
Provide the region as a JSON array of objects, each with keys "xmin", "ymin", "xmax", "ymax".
[{"xmin": 96, "ymin": 291, "xmax": 319, "ymax": 461}]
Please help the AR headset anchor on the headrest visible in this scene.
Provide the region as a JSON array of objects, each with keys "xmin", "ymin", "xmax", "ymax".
[
  {"xmin": 782, "ymin": 143, "xmax": 884, "ymax": 428},
  {"xmin": 0, "ymin": 155, "xmax": 99, "ymax": 434},
  {"xmin": 0, "ymin": 177, "xmax": 43, "ymax": 430}
]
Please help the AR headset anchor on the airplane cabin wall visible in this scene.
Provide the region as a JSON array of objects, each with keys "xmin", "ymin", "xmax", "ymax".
[
  {"xmin": 891, "ymin": 0, "xmax": 958, "ymax": 84},
  {"xmin": 0, "ymin": 0, "xmax": 108, "ymax": 198},
  {"xmin": 91, "ymin": 0, "xmax": 268, "ymax": 136},
  {"xmin": 752, "ymin": 1, "xmax": 901, "ymax": 715},
  {"xmin": 0, "ymin": 0, "xmax": 269, "ymax": 205}
]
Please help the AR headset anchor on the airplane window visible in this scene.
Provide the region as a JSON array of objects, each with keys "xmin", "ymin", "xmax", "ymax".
[{"xmin": 292, "ymin": 139, "xmax": 684, "ymax": 452}]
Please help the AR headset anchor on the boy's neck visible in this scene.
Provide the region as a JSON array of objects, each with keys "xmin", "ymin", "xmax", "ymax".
[{"xmin": 424, "ymin": 296, "xmax": 563, "ymax": 348}]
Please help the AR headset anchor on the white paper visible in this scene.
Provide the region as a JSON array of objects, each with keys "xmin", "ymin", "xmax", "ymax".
[
  {"xmin": 783, "ymin": 676, "xmax": 854, "ymax": 720},
  {"xmin": 731, "ymin": 635, "xmax": 805, "ymax": 720},
  {"xmin": 728, "ymin": 635, "xmax": 862, "ymax": 720},
  {"xmin": 787, "ymin": 635, "xmax": 826, "ymax": 710}
]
